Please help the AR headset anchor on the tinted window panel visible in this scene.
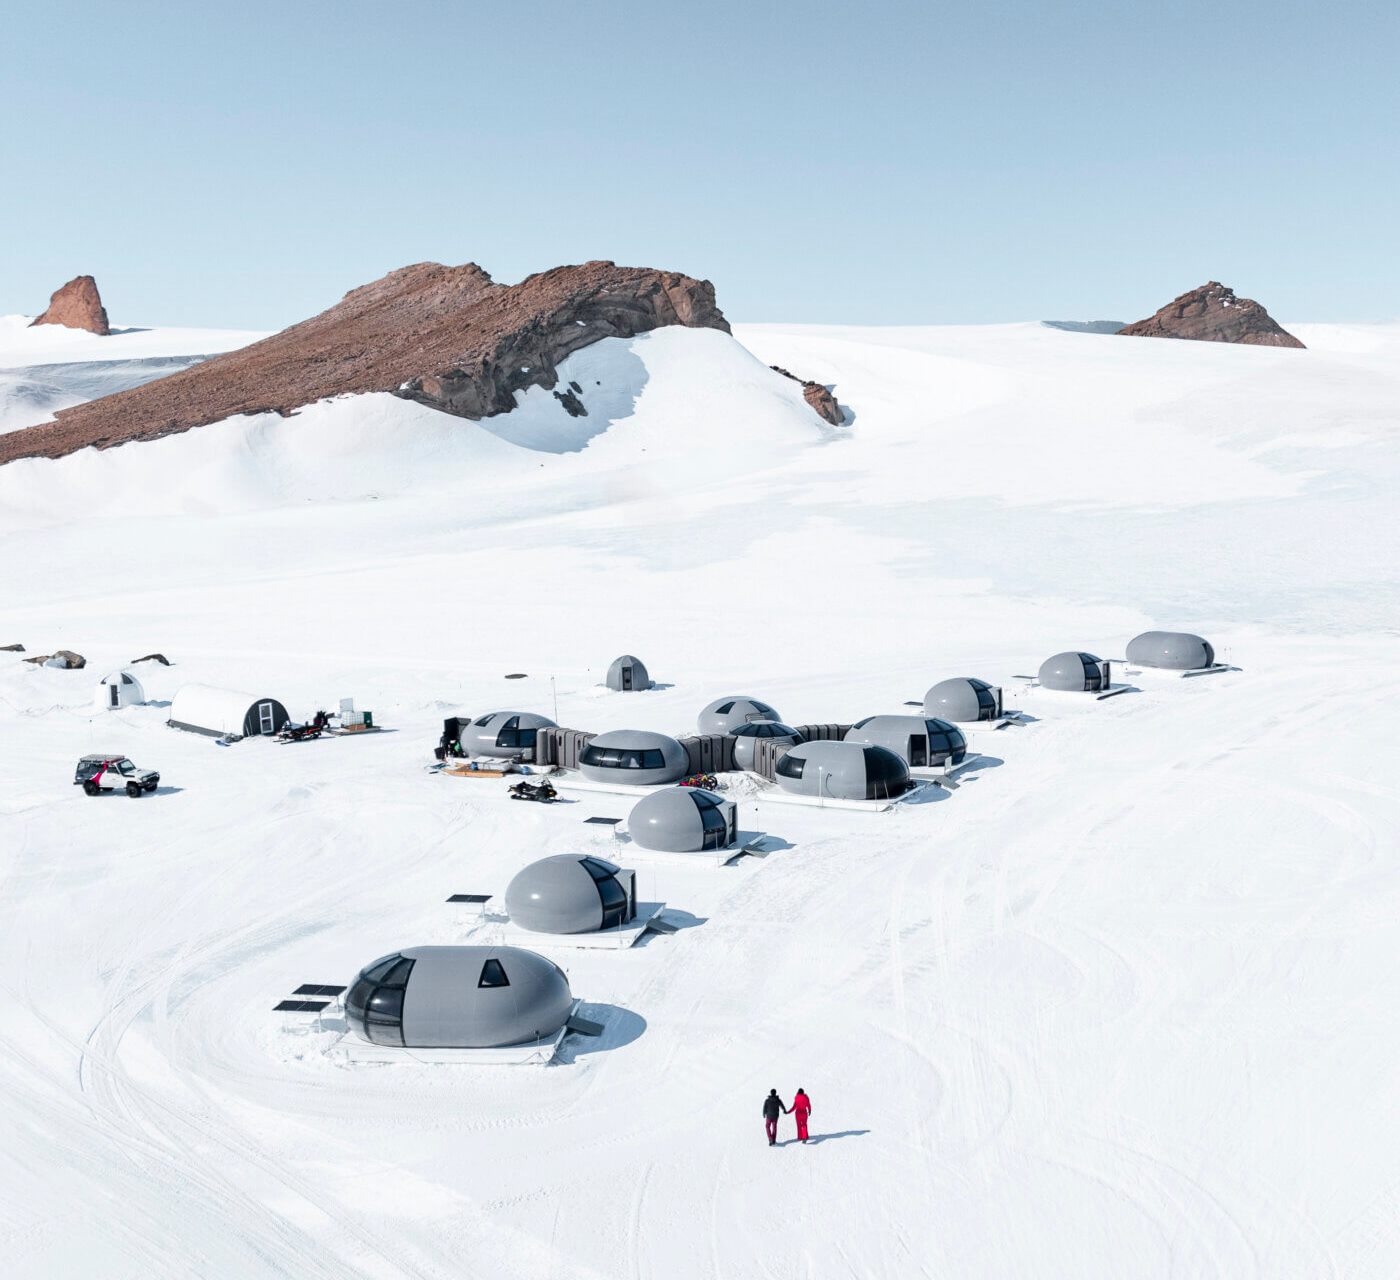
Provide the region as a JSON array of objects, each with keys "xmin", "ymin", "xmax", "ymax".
[
  {"xmin": 640, "ymin": 749, "xmax": 664, "ymax": 769},
  {"xmin": 381, "ymin": 958, "xmax": 415, "ymax": 987},
  {"xmin": 479, "ymin": 959, "xmax": 509, "ymax": 988},
  {"xmin": 776, "ymin": 753, "xmax": 805, "ymax": 780},
  {"xmin": 367, "ymin": 988, "xmax": 404, "ymax": 1021},
  {"xmin": 366, "ymin": 1019, "xmax": 404, "ymax": 1046},
  {"xmin": 362, "ymin": 954, "xmax": 402, "ymax": 983}
]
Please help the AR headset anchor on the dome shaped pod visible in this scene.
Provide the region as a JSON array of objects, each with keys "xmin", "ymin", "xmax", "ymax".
[
  {"xmin": 94, "ymin": 669, "xmax": 145, "ymax": 711},
  {"xmin": 505, "ymin": 855, "xmax": 636, "ymax": 933},
  {"xmin": 605, "ymin": 655, "xmax": 652, "ymax": 692},
  {"xmin": 844, "ymin": 715, "xmax": 966, "ymax": 767},
  {"xmin": 459, "ymin": 711, "xmax": 557, "ymax": 759},
  {"xmin": 578, "ymin": 729, "xmax": 688, "ymax": 785},
  {"xmin": 774, "ymin": 740, "xmax": 911, "ymax": 801},
  {"xmin": 1126, "ymin": 631, "xmax": 1215, "ymax": 671},
  {"xmin": 345, "ymin": 945, "xmax": 573, "ymax": 1049},
  {"xmin": 730, "ymin": 720, "xmax": 802, "ymax": 770},
  {"xmin": 697, "ymin": 696, "xmax": 782, "ymax": 736},
  {"xmin": 922, "ymin": 677, "xmax": 1003, "ymax": 724},
  {"xmin": 1038, "ymin": 652, "xmax": 1111, "ymax": 692},
  {"xmin": 629, "ymin": 787, "xmax": 738, "ymax": 851}
]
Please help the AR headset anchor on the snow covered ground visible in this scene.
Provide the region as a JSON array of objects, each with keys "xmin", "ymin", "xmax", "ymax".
[{"xmin": 1, "ymin": 314, "xmax": 1398, "ymax": 1278}]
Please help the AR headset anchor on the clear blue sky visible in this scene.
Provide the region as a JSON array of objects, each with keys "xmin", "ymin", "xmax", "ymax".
[{"xmin": 3, "ymin": 0, "xmax": 1396, "ymax": 329}]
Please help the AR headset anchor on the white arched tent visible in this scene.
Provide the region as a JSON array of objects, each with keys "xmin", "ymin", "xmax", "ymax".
[
  {"xmin": 168, "ymin": 684, "xmax": 290, "ymax": 738},
  {"xmin": 94, "ymin": 670, "xmax": 146, "ymax": 711}
]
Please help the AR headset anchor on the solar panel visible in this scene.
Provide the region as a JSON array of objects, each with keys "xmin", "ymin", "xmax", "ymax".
[
  {"xmin": 584, "ymin": 816, "xmax": 623, "ymax": 826},
  {"xmin": 274, "ymin": 1000, "xmax": 329, "ymax": 1013},
  {"xmin": 292, "ymin": 984, "xmax": 346, "ymax": 997},
  {"xmin": 447, "ymin": 893, "xmax": 492, "ymax": 904}
]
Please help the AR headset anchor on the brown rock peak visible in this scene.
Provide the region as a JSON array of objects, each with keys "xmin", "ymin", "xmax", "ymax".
[
  {"xmin": 1, "ymin": 260, "xmax": 730, "ymax": 464},
  {"xmin": 1118, "ymin": 281, "xmax": 1304, "ymax": 349},
  {"xmin": 30, "ymin": 275, "xmax": 110, "ymax": 335}
]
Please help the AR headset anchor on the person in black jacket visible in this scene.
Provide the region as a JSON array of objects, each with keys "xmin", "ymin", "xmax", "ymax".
[{"xmin": 762, "ymin": 1089, "xmax": 788, "ymax": 1146}]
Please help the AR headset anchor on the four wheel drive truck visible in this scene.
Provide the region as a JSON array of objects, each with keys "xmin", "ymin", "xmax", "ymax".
[{"xmin": 74, "ymin": 754, "xmax": 160, "ymax": 797}]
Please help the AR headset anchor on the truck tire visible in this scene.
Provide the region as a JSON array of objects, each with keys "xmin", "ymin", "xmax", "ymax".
[
  {"xmin": 127, "ymin": 783, "xmax": 143, "ymax": 798},
  {"xmin": 83, "ymin": 781, "xmax": 99, "ymax": 796}
]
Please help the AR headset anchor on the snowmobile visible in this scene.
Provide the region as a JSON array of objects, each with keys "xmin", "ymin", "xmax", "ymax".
[
  {"xmin": 508, "ymin": 779, "xmax": 558, "ymax": 803},
  {"xmin": 276, "ymin": 710, "xmax": 333, "ymax": 743},
  {"xmin": 680, "ymin": 773, "xmax": 719, "ymax": 791}
]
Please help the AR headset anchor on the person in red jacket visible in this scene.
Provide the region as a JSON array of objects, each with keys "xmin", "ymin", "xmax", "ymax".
[{"xmin": 790, "ymin": 1088, "xmax": 812, "ymax": 1143}]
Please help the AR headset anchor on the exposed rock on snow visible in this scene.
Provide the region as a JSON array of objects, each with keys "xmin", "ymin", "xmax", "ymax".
[
  {"xmin": 23, "ymin": 648, "xmax": 85, "ymax": 668},
  {"xmin": 768, "ymin": 364, "xmax": 844, "ymax": 424},
  {"xmin": 30, "ymin": 276, "xmax": 110, "ymax": 336},
  {"xmin": 130, "ymin": 652, "xmax": 171, "ymax": 665},
  {"xmin": 1118, "ymin": 282, "xmax": 1304, "ymax": 348},
  {"xmin": 0, "ymin": 643, "xmax": 23, "ymax": 652},
  {"xmin": 0, "ymin": 261, "xmax": 728, "ymax": 463}
]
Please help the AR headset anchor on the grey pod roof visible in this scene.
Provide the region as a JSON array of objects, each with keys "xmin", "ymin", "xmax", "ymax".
[
  {"xmin": 578, "ymin": 729, "xmax": 689, "ymax": 785},
  {"xmin": 629, "ymin": 786, "xmax": 738, "ymax": 851},
  {"xmin": 1126, "ymin": 631, "xmax": 1215, "ymax": 671},
  {"xmin": 774, "ymin": 740, "xmax": 910, "ymax": 801},
  {"xmin": 506, "ymin": 855, "xmax": 630, "ymax": 934},
  {"xmin": 923, "ymin": 677, "xmax": 1003, "ymax": 723},
  {"xmin": 730, "ymin": 720, "xmax": 802, "ymax": 770},
  {"xmin": 1038, "ymin": 652, "xmax": 1110, "ymax": 692},
  {"xmin": 345, "ymin": 945, "xmax": 573, "ymax": 1049},
  {"xmin": 459, "ymin": 710, "xmax": 557, "ymax": 759},
  {"xmin": 605, "ymin": 655, "xmax": 652, "ymax": 691},
  {"xmin": 844, "ymin": 715, "xmax": 966, "ymax": 766},
  {"xmin": 697, "ymin": 696, "xmax": 782, "ymax": 736}
]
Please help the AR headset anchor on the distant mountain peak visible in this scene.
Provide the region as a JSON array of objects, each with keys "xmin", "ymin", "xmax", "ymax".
[
  {"xmin": 30, "ymin": 275, "xmax": 110, "ymax": 336},
  {"xmin": 1118, "ymin": 282, "xmax": 1304, "ymax": 348}
]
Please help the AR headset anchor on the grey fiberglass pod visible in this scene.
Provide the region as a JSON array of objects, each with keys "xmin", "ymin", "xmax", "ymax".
[
  {"xmin": 1039, "ymin": 652, "xmax": 1111, "ymax": 692},
  {"xmin": 578, "ymin": 729, "xmax": 688, "ymax": 785},
  {"xmin": 606, "ymin": 655, "xmax": 652, "ymax": 692},
  {"xmin": 629, "ymin": 787, "xmax": 738, "ymax": 851},
  {"xmin": 730, "ymin": 720, "xmax": 802, "ymax": 770},
  {"xmin": 774, "ymin": 740, "xmax": 910, "ymax": 801},
  {"xmin": 923, "ymin": 677, "xmax": 1003, "ymax": 724},
  {"xmin": 697, "ymin": 696, "xmax": 782, "ymax": 736},
  {"xmin": 345, "ymin": 945, "xmax": 573, "ymax": 1049},
  {"xmin": 844, "ymin": 715, "xmax": 966, "ymax": 767},
  {"xmin": 1126, "ymin": 631, "xmax": 1215, "ymax": 671},
  {"xmin": 505, "ymin": 855, "xmax": 636, "ymax": 933},
  {"xmin": 459, "ymin": 711, "xmax": 558, "ymax": 759}
]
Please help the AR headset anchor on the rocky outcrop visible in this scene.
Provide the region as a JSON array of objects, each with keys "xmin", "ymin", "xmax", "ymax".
[
  {"xmin": 130, "ymin": 652, "xmax": 171, "ymax": 665},
  {"xmin": 1, "ymin": 644, "xmax": 24, "ymax": 652},
  {"xmin": 1118, "ymin": 282, "xmax": 1304, "ymax": 348},
  {"xmin": 0, "ymin": 261, "xmax": 728, "ymax": 463},
  {"xmin": 769, "ymin": 365, "xmax": 845, "ymax": 425},
  {"xmin": 23, "ymin": 649, "xmax": 86, "ymax": 668},
  {"xmin": 30, "ymin": 276, "xmax": 110, "ymax": 335}
]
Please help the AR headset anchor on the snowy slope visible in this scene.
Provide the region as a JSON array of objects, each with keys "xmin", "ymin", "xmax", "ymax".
[{"xmin": 1, "ymin": 319, "xmax": 1399, "ymax": 1279}]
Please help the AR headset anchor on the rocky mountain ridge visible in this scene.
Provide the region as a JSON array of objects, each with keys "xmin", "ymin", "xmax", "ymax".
[{"xmin": 0, "ymin": 261, "xmax": 735, "ymax": 463}]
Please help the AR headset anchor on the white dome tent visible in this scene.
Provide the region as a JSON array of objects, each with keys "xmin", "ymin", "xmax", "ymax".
[
  {"xmin": 168, "ymin": 684, "xmax": 290, "ymax": 738},
  {"xmin": 94, "ymin": 670, "xmax": 145, "ymax": 711}
]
